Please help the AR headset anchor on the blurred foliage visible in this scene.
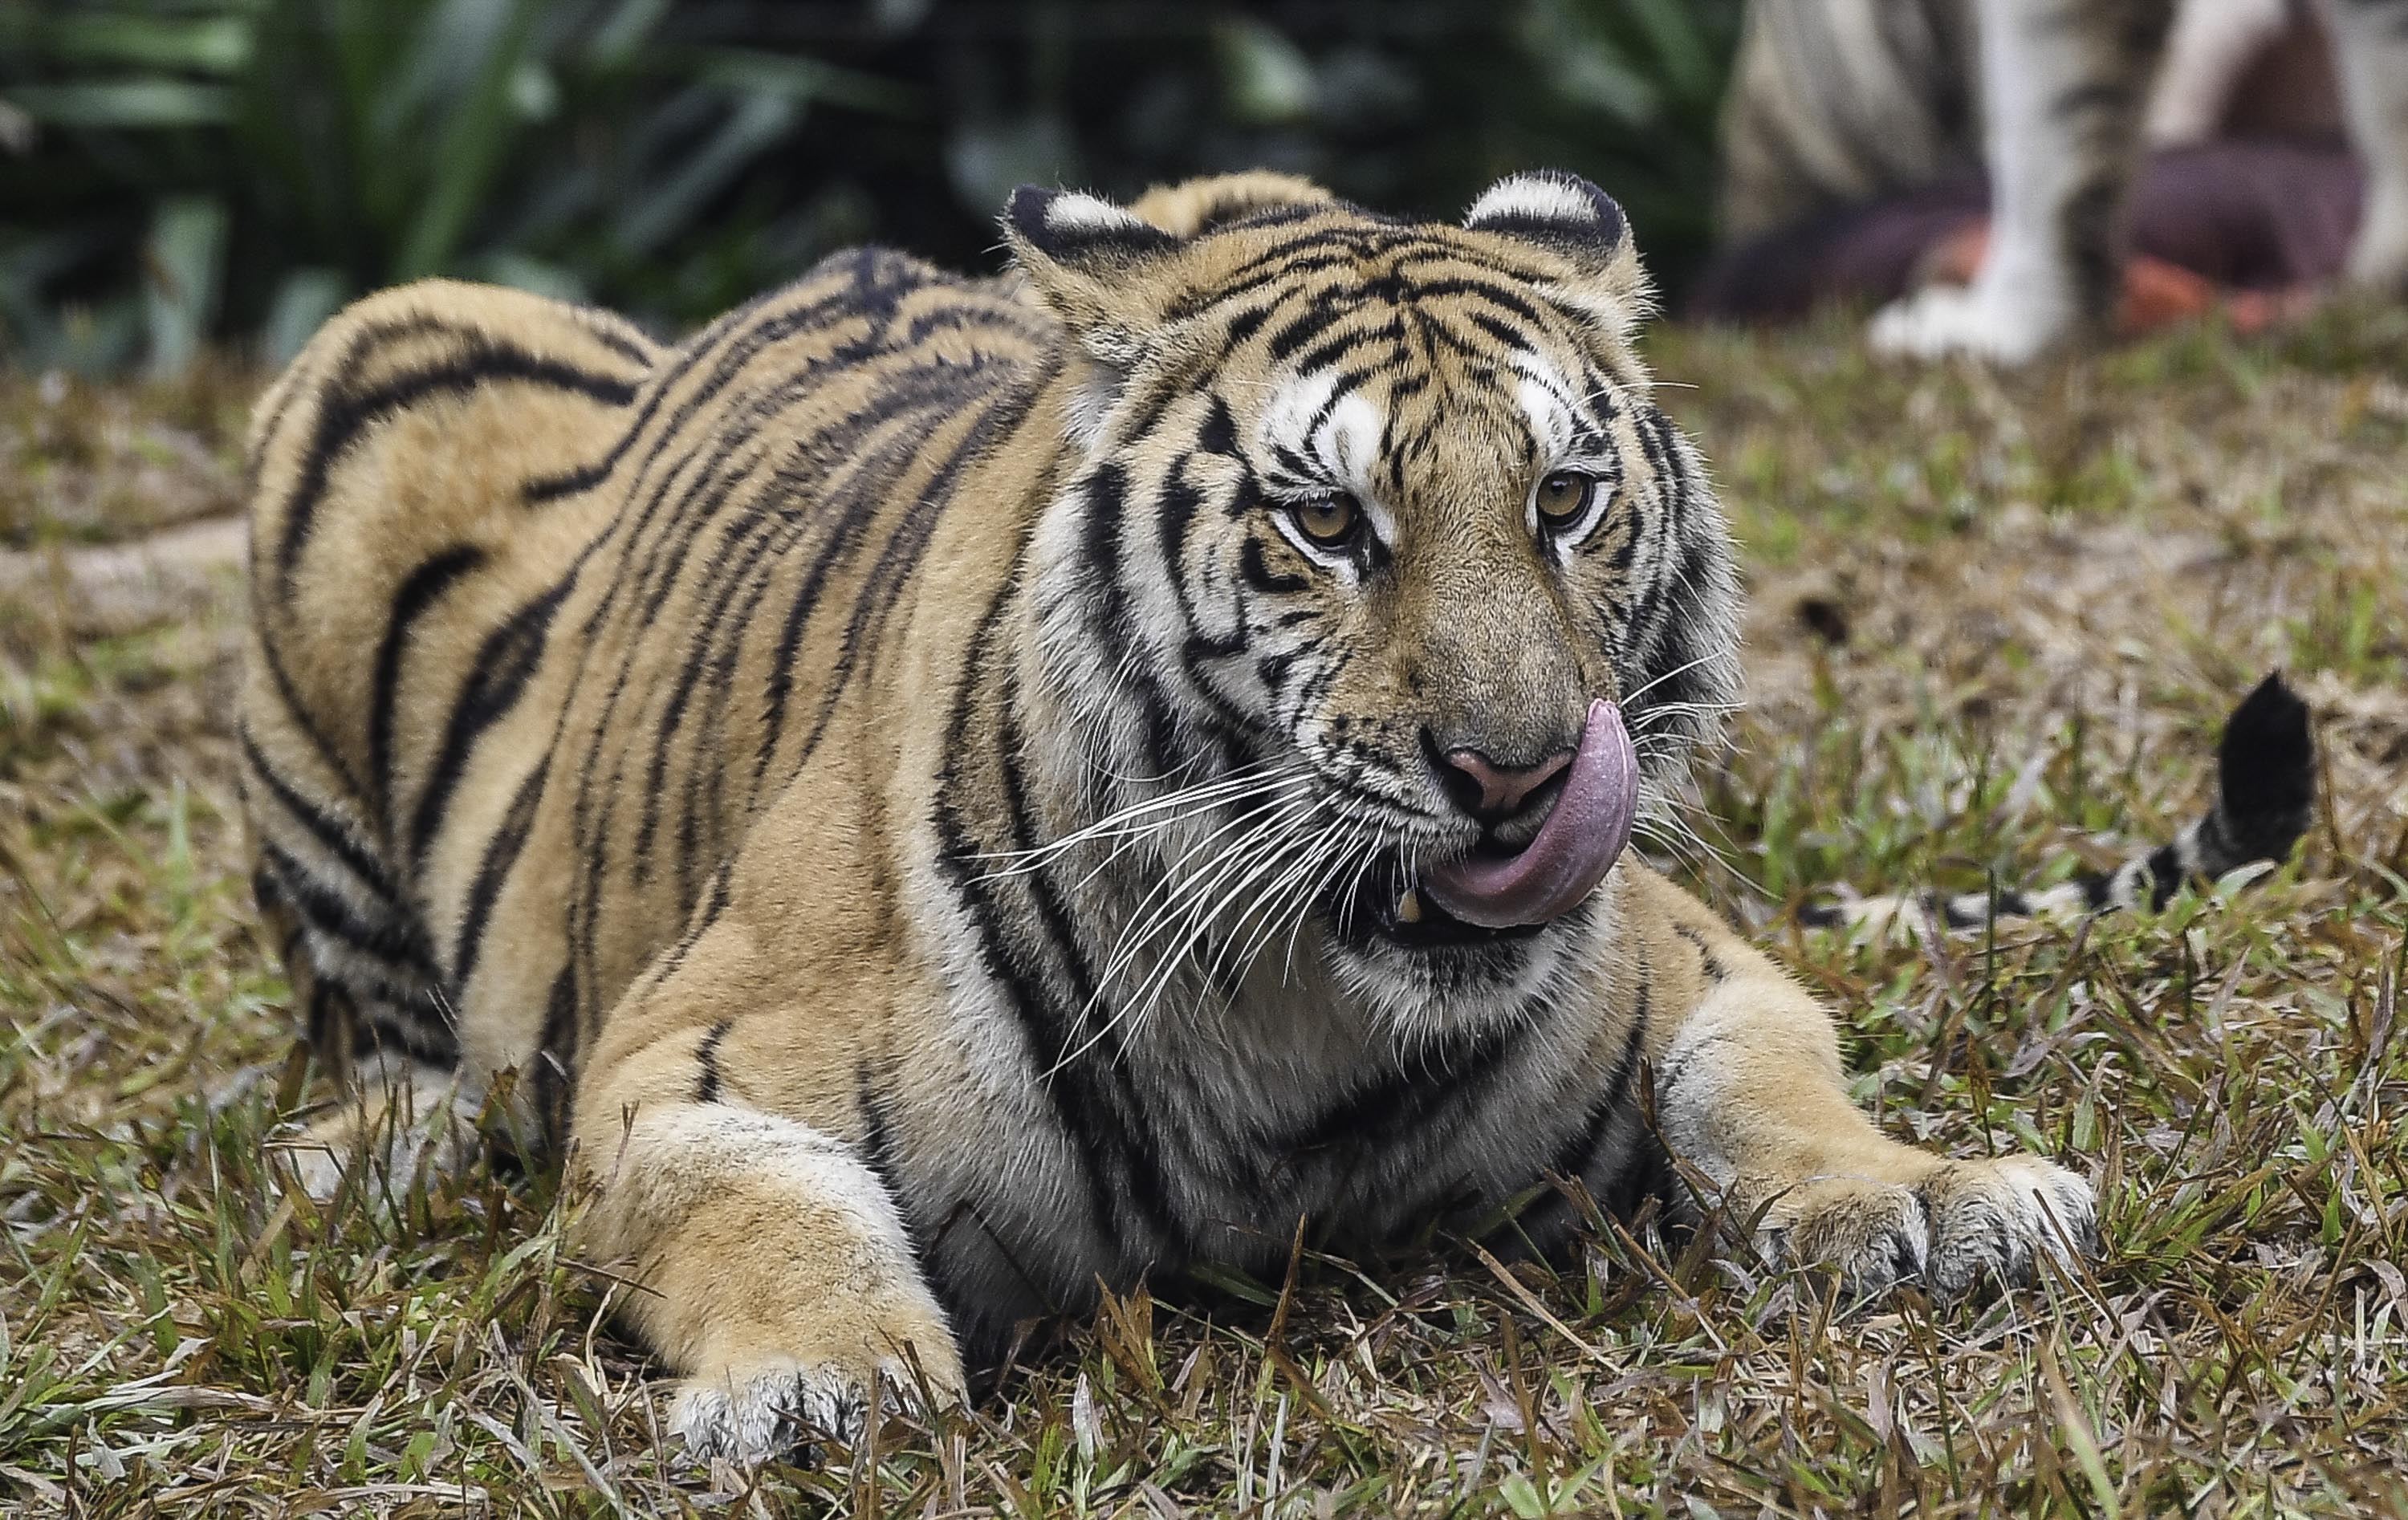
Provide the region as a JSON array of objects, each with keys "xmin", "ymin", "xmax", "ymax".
[{"xmin": 0, "ymin": 0, "xmax": 1742, "ymax": 374}]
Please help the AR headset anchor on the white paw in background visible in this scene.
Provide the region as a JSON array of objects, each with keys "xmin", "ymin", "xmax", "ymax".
[{"xmin": 1868, "ymin": 280, "xmax": 2070, "ymax": 365}]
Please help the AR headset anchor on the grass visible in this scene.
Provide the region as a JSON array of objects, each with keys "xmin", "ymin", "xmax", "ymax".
[{"xmin": 4, "ymin": 303, "xmax": 2408, "ymax": 1516}]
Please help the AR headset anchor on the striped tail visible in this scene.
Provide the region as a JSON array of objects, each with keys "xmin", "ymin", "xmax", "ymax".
[{"xmin": 1801, "ymin": 673, "xmax": 2314, "ymax": 937}]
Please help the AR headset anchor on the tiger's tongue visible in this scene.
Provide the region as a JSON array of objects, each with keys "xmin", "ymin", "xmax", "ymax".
[{"xmin": 1422, "ymin": 699, "xmax": 1637, "ymax": 929}]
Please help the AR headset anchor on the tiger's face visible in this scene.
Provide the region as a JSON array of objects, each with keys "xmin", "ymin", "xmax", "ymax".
[{"xmin": 1012, "ymin": 173, "xmax": 1740, "ymax": 1027}]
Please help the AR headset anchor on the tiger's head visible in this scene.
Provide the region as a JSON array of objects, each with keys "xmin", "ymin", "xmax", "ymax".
[{"xmin": 1008, "ymin": 172, "xmax": 1741, "ymax": 1030}]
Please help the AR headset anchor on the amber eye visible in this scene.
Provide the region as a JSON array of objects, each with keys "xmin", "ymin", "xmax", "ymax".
[
  {"xmin": 1534, "ymin": 470, "xmax": 1596, "ymax": 528},
  {"xmin": 1290, "ymin": 494, "xmax": 1361, "ymax": 547}
]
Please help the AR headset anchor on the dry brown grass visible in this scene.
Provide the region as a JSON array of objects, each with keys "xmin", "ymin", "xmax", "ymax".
[{"xmin": 2, "ymin": 305, "xmax": 2406, "ymax": 1516}]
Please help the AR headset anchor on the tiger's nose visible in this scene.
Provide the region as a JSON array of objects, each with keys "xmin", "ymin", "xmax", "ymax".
[{"xmin": 1437, "ymin": 746, "xmax": 1572, "ymax": 823}]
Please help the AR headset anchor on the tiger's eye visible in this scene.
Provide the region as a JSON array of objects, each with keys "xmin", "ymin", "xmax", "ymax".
[
  {"xmin": 1535, "ymin": 471, "xmax": 1594, "ymax": 526},
  {"xmin": 1292, "ymin": 494, "xmax": 1359, "ymax": 546}
]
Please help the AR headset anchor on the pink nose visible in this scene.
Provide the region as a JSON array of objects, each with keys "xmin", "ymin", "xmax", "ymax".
[{"xmin": 1442, "ymin": 747, "xmax": 1572, "ymax": 819}]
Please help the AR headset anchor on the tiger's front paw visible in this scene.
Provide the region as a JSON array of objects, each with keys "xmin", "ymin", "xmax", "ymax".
[
  {"xmin": 1755, "ymin": 1153, "xmax": 2095, "ymax": 1299},
  {"xmin": 667, "ymin": 1311, "xmax": 968, "ymax": 1466},
  {"xmin": 1917, "ymin": 1155, "xmax": 2097, "ymax": 1298}
]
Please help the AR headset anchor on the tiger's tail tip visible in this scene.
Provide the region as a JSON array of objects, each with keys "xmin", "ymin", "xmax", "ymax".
[
  {"xmin": 2212, "ymin": 670, "xmax": 2315, "ymax": 869},
  {"xmin": 1797, "ymin": 670, "xmax": 2315, "ymax": 937}
]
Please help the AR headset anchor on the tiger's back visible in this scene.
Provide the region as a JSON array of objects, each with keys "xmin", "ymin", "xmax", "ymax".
[{"xmin": 242, "ymin": 252, "xmax": 1054, "ymax": 1130}]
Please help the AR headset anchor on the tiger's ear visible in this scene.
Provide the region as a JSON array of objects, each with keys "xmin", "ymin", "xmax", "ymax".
[
  {"xmin": 1003, "ymin": 186, "xmax": 1189, "ymax": 366},
  {"xmin": 1462, "ymin": 172, "xmax": 1650, "ymax": 337}
]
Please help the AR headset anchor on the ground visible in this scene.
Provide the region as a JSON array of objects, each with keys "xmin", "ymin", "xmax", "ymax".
[{"xmin": 2, "ymin": 307, "xmax": 2405, "ymax": 1518}]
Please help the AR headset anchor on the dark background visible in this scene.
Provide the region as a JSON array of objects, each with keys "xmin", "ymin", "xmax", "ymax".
[{"xmin": 0, "ymin": 0, "xmax": 1743, "ymax": 374}]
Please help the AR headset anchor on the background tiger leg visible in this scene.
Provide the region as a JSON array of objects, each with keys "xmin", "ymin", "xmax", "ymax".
[
  {"xmin": 2333, "ymin": 0, "xmax": 2408, "ymax": 291},
  {"xmin": 567, "ymin": 1010, "xmax": 965, "ymax": 1465},
  {"xmin": 1870, "ymin": 0, "xmax": 2177, "ymax": 360},
  {"xmin": 1631, "ymin": 875, "xmax": 2096, "ymax": 1298}
]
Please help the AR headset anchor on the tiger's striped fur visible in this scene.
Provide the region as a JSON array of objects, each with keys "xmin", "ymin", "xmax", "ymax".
[{"xmin": 240, "ymin": 172, "xmax": 2095, "ymax": 1462}]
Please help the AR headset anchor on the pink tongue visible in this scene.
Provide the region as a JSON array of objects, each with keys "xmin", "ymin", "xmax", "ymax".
[{"xmin": 1422, "ymin": 699, "xmax": 1637, "ymax": 929}]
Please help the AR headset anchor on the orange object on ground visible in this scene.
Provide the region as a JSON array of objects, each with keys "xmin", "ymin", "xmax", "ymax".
[{"xmin": 1925, "ymin": 221, "xmax": 2317, "ymax": 338}]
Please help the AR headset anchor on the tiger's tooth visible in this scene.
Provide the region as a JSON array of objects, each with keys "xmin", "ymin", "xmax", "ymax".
[{"xmin": 1397, "ymin": 887, "xmax": 1424, "ymax": 924}]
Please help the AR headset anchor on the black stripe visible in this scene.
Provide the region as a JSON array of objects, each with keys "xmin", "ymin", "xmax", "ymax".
[
  {"xmin": 519, "ymin": 282, "xmax": 793, "ymax": 505},
  {"xmin": 1465, "ymin": 311, "xmax": 1536, "ymax": 354},
  {"xmin": 1071, "ymin": 461, "xmax": 1143, "ymax": 698},
  {"xmin": 529, "ymin": 249, "xmax": 925, "ymax": 512},
  {"xmin": 615, "ymin": 339, "xmax": 1011, "ymax": 898},
  {"xmin": 1288, "ymin": 315, "xmax": 1405, "ymax": 378},
  {"xmin": 1515, "ymin": 997, "xmax": 1650, "ymax": 1240},
  {"xmin": 1670, "ymin": 922, "xmax": 1730, "ymax": 982},
  {"xmin": 302, "ymin": 977, "xmax": 342, "ymax": 1057},
  {"xmin": 995, "ymin": 689, "xmax": 1189, "ymax": 1247},
  {"xmin": 554, "ymin": 317, "xmax": 901, "ymax": 1014},
  {"xmin": 856, "ymin": 1061, "xmax": 909, "ymax": 1225},
  {"xmin": 1239, "ymin": 536, "xmax": 1309, "ymax": 596},
  {"xmin": 1266, "ymin": 305, "xmax": 1347, "ymax": 363},
  {"xmin": 583, "ymin": 287, "xmax": 1026, "ymax": 915},
  {"xmin": 352, "ymin": 1006, "xmax": 460, "ymax": 1067},
  {"xmin": 239, "ymin": 725, "xmax": 398, "ymax": 899},
  {"xmin": 2142, "ymin": 842, "xmax": 2184, "ymax": 908},
  {"xmin": 276, "ymin": 346, "xmax": 637, "ymax": 587},
  {"xmin": 406, "ymin": 574, "xmax": 564, "ymax": 866},
  {"xmin": 1276, "ymin": 1021, "xmax": 1523, "ymax": 1161},
  {"xmin": 447, "ymin": 756, "xmax": 548, "ymax": 992},
  {"xmin": 258, "ymin": 840, "xmax": 432, "ymax": 976},
  {"xmin": 1165, "ymin": 226, "xmax": 1464, "ymax": 322},
  {"xmin": 573, "ymin": 313, "xmax": 657, "ymax": 368},
  {"xmin": 1393, "ymin": 276, "xmax": 1554, "ymax": 331},
  {"xmin": 1222, "ymin": 303, "xmax": 1275, "ymax": 347},
  {"xmin": 1568, "ymin": 1004, "xmax": 1648, "ymax": 1177},
  {"xmin": 750, "ymin": 356, "xmax": 1043, "ymax": 797},
  {"xmin": 368, "ymin": 546, "xmax": 488, "ymax": 822},
  {"xmin": 252, "ymin": 312, "xmax": 450, "ymax": 520},
  {"xmin": 254, "ymin": 618, "xmax": 371, "ymax": 803},
  {"xmin": 1197, "ymin": 396, "xmax": 1239, "ymax": 457},
  {"xmin": 694, "ymin": 1020, "xmax": 733, "ymax": 1104},
  {"xmin": 534, "ymin": 966, "xmax": 579, "ymax": 1136},
  {"xmin": 1601, "ymin": 1126, "xmax": 1675, "ymax": 1225}
]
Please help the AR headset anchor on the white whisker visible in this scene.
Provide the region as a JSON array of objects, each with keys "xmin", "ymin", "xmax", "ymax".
[{"xmin": 1618, "ymin": 649, "xmax": 1730, "ymax": 709}]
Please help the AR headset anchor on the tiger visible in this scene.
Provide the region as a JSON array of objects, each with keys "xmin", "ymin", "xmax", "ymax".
[
  {"xmin": 1718, "ymin": 0, "xmax": 2408, "ymax": 360},
  {"xmin": 240, "ymin": 169, "xmax": 2108, "ymax": 1465}
]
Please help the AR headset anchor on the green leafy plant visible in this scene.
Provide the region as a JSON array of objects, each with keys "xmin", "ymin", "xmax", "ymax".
[
  {"xmin": 1, "ymin": 1, "xmax": 1744, "ymax": 375},
  {"xmin": 0, "ymin": 0, "xmax": 907, "ymax": 372}
]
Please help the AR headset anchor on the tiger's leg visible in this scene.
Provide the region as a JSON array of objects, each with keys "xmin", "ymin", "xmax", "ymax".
[
  {"xmin": 1870, "ymin": 0, "xmax": 2177, "ymax": 362},
  {"xmin": 2143, "ymin": 0, "xmax": 2290, "ymax": 147},
  {"xmin": 567, "ymin": 933, "xmax": 965, "ymax": 1464},
  {"xmin": 1632, "ymin": 873, "xmax": 2096, "ymax": 1296},
  {"xmin": 240, "ymin": 693, "xmax": 470, "ymax": 1203},
  {"xmin": 2333, "ymin": 0, "xmax": 2408, "ymax": 292}
]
